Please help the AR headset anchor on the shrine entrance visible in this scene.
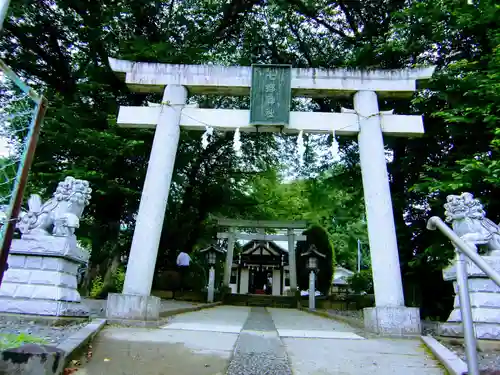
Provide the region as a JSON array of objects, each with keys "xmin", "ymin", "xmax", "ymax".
[
  {"xmin": 249, "ymin": 269, "xmax": 267, "ymax": 295},
  {"xmin": 217, "ymin": 218, "xmax": 306, "ymax": 297},
  {"xmin": 107, "ymin": 57, "xmax": 434, "ymax": 335},
  {"xmin": 234, "ymin": 233, "xmax": 291, "ymax": 295}
]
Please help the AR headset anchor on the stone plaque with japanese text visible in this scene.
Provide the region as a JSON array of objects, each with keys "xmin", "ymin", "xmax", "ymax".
[{"xmin": 249, "ymin": 64, "xmax": 292, "ymax": 126}]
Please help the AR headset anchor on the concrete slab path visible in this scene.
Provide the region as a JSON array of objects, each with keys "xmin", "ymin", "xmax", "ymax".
[
  {"xmin": 268, "ymin": 308, "xmax": 364, "ymax": 340},
  {"xmin": 285, "ymin": 337, "xmax": 444, "ymax": 375},
  {"xmin": 161, "ymin": 305, "xmax": 250, "ymax": 333},
  {"xmin": 75, "ymin": 306, "xmax": 445, "ymax": 375},
  {"xmin": 76, "ymin": 326, "xmax": 237, "ymax": 375}
]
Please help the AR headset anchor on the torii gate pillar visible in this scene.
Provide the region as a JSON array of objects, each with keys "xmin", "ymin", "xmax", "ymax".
[
  {"xmin": 106, "ymin": 84, "xmax": 187, "ymax": 324},
  {"xmin": 354, "ymin": 91, "xmax": 421, "ymax": 335}
]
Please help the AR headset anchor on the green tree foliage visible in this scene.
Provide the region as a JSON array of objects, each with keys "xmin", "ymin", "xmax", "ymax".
[
  {"xmin": 386, "ymin": 0, "xmax": 500, "ymax": 318},
  {"xmin": 0, "ymin": 157, "xmax": 17, "ymax": 206},
  {"xmin": 347, "ymin": 270, "xmax": 374, "ymax": 295},
  {"xmin": 1, "ymin": 0, "xmax": 498, "ymax": 319},
  {"xmin": 0, "ymin": 0, "xmax": 286, "ymax": 289},
  {"xmin": 295, "ymin": 225, "xmax": 334, "ymax": 295},
  {"xmin": 249, "ymin": 164, "xmax": 368, "ymax": 272}
]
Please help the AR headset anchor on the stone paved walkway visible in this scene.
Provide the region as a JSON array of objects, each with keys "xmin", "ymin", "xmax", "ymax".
[{"xmin": 75, "ymin": 306, "xmax": 445, "ymax": 375}]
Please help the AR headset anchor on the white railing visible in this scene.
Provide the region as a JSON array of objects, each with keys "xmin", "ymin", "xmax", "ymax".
[{"xmin": 427, "ymin": 216, "xmax": 500, "ymax": 375}]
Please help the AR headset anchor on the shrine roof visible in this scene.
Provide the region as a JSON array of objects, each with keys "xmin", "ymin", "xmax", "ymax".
[{"xmin": 241, "ymin": 240, "xmax": 288, "ymax": 257}]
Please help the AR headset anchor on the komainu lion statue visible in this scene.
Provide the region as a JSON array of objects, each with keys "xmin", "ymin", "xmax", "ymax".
[
  {"xmin": 16, "ymin": 176, "xmax": 92, "ymax": 237},
  {"xmin": 444, "ymin": 192, "xmax": 500, "ymax": 254}
]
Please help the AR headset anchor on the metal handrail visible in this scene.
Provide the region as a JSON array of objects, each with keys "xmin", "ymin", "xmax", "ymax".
[{"xmin": 427, "ymin": 216, "xmax": 500, "ymax": 375}]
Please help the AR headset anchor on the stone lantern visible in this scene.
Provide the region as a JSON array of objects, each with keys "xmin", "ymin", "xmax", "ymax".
[
  {"xmin": 200, "ymin": 244, "xmax": 225, "ymax": 303},
  {"xmin": 301, "ymin": 244, "xmax": 326, "ymax": 310}
]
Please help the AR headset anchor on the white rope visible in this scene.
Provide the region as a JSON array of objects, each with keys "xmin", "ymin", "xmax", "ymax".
[
  {"xmin": 297, "ymin": 130, "xmax": 306, "ymax": 166},
  {"xmin": 330, "ymin": 129, "xmax": 340, "ymax": 161},
  {"xmin": 233, "ymin": 127, "xmax": 242, "ymax": 157},
  {"xmin": 201, "ymin": 125, "xmax": 214, "ymax": 150},
  {"xmin": 155, "ymin": 102, "xmax": 392, "ymax": 163}
]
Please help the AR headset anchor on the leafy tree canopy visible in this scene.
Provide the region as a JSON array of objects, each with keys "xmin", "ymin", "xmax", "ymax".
[{"xmin": 1, "ymin": 0, "xmax": 498, "ymax": 319}]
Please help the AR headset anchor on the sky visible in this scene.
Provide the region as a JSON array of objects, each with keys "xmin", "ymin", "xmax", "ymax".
[
  {"xmin": 236, "ymin": 228, "xmax": 305, "ymax": 253},
  {"xmin": 0, "ymin": 138, "xmax": 9, "ymax": 157}
]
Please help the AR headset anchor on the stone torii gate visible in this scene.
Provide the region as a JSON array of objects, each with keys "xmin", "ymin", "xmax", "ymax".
[
  {"xmin": 106, "ymin": 57, "xmax": 434, "ymax": 335},
  {"xmin": 216, "ymin": 218, "xmax": 308, "ymax": 292}
]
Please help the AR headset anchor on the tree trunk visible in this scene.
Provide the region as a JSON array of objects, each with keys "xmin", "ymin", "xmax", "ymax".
[
  {"xmin": 102, "ymin": 254, "xmax": 121, "ymax": 291},
  {"xmin": 82, "ymin": 264, "xmax": 99, "ymax": 297}
]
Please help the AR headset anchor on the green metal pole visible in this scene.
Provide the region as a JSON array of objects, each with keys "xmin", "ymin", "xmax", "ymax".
[
  {"xmin": 0, "ymin": 0, "xmax": 47, "ymax": 285},
  {"xmin": 0, "ymin": 97, "xmax": 48, "ymax": 286}
]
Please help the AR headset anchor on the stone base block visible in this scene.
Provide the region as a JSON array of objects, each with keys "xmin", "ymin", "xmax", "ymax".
[
  {"xmin": 364, "ymin": 306, "xmax": 421, "ymax": 336},
  {"xmin": 439, "ymin": 321, "xmax": 500, "ymax": 340},
  {"xmin": 453, "ymin": 278, "xmax": 500, "ymax": 294},
  {"xmin": 0, "ymin": 236, "xmax": 89, "ymax": 319},
  {"xmin": 0, "ymin": 298, "xmax": 89, "ymax": 317},
  {"xmin": 453, "ymin": 292, "xmax": 500, "ymax": 308},
  {"xmin": 448, "ymin": 306, "xmax": 500, "ymax": 323},
  {"xmin": 0, "ymin": 344, "xmax": 65, "ymax": 375},
  {"xmin": 442, "ymin": 256, "xmax": 500, "ymax": 341},
  {"xmin": 443, "ymin": 255, "xmax": 500, "ymax": 281},
  {"xmin": 106, "ymin": 293, "xmax": 160, "ymax": 321}
]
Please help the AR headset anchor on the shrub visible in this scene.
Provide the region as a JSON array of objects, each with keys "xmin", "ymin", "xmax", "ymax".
[
  {"xmin": 113, "ymin": 266, "xmax": 125, "ymax": 292},
  {"xmin": 90, "ymin": 275, "xmax": 104, "ymax": 298},
  {"xmin": 295, "ymin": 225, "xmax": 335, "ymax": 295},
  {"xmin": 347, "ymin": 269, "xmax": 374, "ymax": 294},
  {"xmin": 154, "ymin": 270, "xmax": 181, "ymax": 291},
  {"xmin": 89, "ymin": 267, "xmax": 125, "ymax": 299}
]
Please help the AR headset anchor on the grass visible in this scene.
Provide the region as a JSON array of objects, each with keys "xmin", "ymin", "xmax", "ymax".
[
  {"xmin": 419, "ymin": 342, "xmax": 451, "ymax": 375},
  {"xmin": 0, "ymin": 333, "xmax": 47, "ymax": 350}
]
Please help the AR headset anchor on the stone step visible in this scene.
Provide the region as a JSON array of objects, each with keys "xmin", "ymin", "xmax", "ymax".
[
  {"xmin": 448, "ymin": 307, "xmax": 500, "ymax": 323},
  {"xmin": 225, "ymin": 294, "xmax": 296, "ymax": 308},
  {"xmin": 439, "ymin": 321, "xmax": 500, "ymax": 340},
  {"xmin": 452, "ymin": 292, "xmax": 500, "ymax": 308}
]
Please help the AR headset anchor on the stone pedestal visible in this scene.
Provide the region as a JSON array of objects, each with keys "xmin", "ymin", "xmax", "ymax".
[
  {"xmin": 106, "ymin": 293, "xmax": 160, "ymax": 324},
  {"xmin": 439, "ymin": 255, "xmax": 500, "ymax": 340},
  {"xmin": 0, "ymin": 234, "xmax": 89, "ymax": 317},
  {"xmin": 364, "ymin": 306, "xmax": 421, "ymax": 335},
  {"xmin": 309, "ymin": 270, "xmax": 316, "ymax": 310},
  {"xmin": 207, "ymin": 266, "xmax": 215, "ymax": 303}
]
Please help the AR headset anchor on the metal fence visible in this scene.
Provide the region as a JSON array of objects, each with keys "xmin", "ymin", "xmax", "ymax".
[
  {"xmin": 427, "ymin": 216, "xmax": 500, "ymax": 375},
  {"xmin": 0, "ymin": 59, "xmax": 47, "ymax": 285}
]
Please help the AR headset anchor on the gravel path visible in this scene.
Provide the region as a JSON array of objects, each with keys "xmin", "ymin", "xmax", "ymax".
[
  {"xmin": 327, "ymin": 309, "xmax": 363, "ymax": 320},
  {"xmin": 0, "ymin": 316, "xmax": 87, "ymax": 347},
  {"xmin": 226, "ymin": 307, "xmax": 292, "ymax": 375},
  {"xmin": 439, "ymin": 340, "xmax": 500, "ymax": 372}
]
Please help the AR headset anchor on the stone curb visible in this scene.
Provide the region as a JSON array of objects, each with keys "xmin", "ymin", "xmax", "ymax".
[
  {"xmin": 56, "ymin": 318, "xmax": 106, "ymax": 366},
  {"xmin": 299, "ymin": 308, "xmax": 365, "ymax": 330},
  {"xmin": 421, "ymin": 335, "xmax": 468, "ymax": 375},
  {"xmin": 105, "ymin": 302, "xmax": 223, "ymax": 327},
  {"xmin": 159, "ymin": 301, "xmax": 222, "ymax": 318}
]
